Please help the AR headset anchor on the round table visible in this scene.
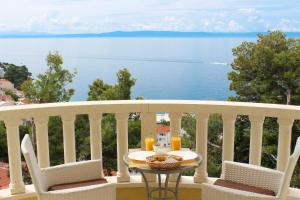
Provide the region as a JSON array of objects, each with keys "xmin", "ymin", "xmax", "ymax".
[{"xmin": 123, "ymin": 152, "xmax": 202, "ymax": 200}]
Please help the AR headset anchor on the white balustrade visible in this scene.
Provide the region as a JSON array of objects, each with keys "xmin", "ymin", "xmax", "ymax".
[
  {"xmin": 221, "ymin": 113, "xmax": 236, "ymax": 177},
  {"xmin": 249, "ymin": 115, "xmax": 265, "ymax": 165},
  {"xmin": 61, "ymin": 114, "xmax": 76, "ymax": 163},
  {"xmin": 277, "ymin": 117, "xmax": 294, "ymax": 171},
  {"xmin": 4, "ymin": 118, "xmax": 25, "ymax": 194},
  {"xmin": 1, "ymin": 100, "xmax": 300, "ymax": 198},
  {"xmin": 194, "ymin": 113, "xmax": 209, "ymax": 183},
  {"xmin": 116, "ymin": 112, "xmax": 130, "ymax": 182},
  {"xmin": 34, "ymin": 115, "xmax": 50, "ymax": 168}
]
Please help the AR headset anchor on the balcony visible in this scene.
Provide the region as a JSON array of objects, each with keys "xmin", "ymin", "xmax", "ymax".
[{"xmin": 0, "ymin": 100, "xmax": 300, "ymax": 200}]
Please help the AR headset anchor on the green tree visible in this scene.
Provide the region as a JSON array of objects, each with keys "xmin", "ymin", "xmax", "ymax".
[
  {"xmin": 87, "ymin": 79, "xmax": 111, "ymax": 101},
  {"xmin": 88, "ymin": 68, "xmax": 136, "ymax": 101},
  {"xmin": 181, "ymin": 114, "xmax": 196, "ymax": 149},
  {"xmin": 116, "ymin": 68, "xmax": 136, "ymax": 100},
  {"xmin": 0, "ymin": 122, "xmax": 8, "ymax": 162},
  {"xmin": 21, "ymin": 51, "xmax": 76, "ymax": 103},
  {"xmin": 20, "ymin": 52, "xmax": 76, "ymax": 167},
  {"xmin": 88, "ymin": 68, "xmax": 138, "ymax": 173},
  {"xmin": 228, "ymin": 31, "xmax": 300, "ymax": 105},
  {"xmin": 228, "ymin": 31, "xmax": 300, "ymax": 187},
  {"xmin": 4, "ymin": 89, "xmax": 19, "ymax": 101},
  {"xmin": 1, "ymin": 63, "xmax": 32, "ymax": 89}
]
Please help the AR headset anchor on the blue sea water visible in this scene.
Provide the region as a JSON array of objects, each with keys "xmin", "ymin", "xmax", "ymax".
[{"xmin": 0, "ymin": 37, "xmax": 256, "ymax": 101}]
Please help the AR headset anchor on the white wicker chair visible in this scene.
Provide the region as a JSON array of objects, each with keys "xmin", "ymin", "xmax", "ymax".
[
  {"xmin": 21, "ymin": 134, "xmax": 116, "ymax": 200},
  {"xmin": 202, "ymin": 137, "xmax": 300, "ymax": 200}
]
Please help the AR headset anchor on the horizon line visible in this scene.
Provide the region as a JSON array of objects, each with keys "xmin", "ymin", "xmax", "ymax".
[{"xmin": 1, "ymin": 30, "xmax": 300, "ymax": 38}]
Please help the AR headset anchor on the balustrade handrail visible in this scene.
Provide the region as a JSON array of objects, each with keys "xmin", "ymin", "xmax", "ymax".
[
  {"xmin": 0, "ymin": 100, "xmax": 299, "ymax": 199},
  {"xmin": 0, "ymin": 100, "xmax": 300, "ymax": 118}
]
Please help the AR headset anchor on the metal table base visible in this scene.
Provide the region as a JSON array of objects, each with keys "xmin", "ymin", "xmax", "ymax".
[
  {"xmin": 123, "ymin": 153, "xmax": 202, "ymax": 200},
  {"xmin": 141, "ymin": 172, "xmax": 182, "ymax": 200}
]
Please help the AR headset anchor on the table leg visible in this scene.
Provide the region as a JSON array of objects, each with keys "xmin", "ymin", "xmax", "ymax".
[
  {"xmin": 158, "ymin": 173, "xmax": 162, "ymax": 199},
  {"xmin": 175, "ymin": 172, "xmax": 182, "ymax": 200},
  {"xmin": 164, "ymin": 174, "xmax": 169, "ymax": 198},
  {"xmin": 140, "ymin": 172, "xmax": 150, "ymax": 200}
]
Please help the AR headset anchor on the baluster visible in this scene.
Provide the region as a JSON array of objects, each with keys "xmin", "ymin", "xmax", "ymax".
[
  {"xmin": 62, "ymin": 114, "xmax": 76, "ymax": 163},
  {"xmin": 169, "ymin": 112, "xmax": 182, "ymax": 137},
  {"xmin": 194, "ymin": 113, "xmax": 209, "ymax": 183},
  {"xmin": 277, "ymin": 117, "xmax": 294, "ymax": 171},
  {"xmin": 34, "ymin": 115, "xmax": 50, "ymax": 168},
  {"xmin": 116, "ymin": 113, "xmax": 130, "ymax": 182},
  {"xmin": 141, "ymin": 112, "xmax": 156, "ymax": 148},
  {"xmin": 4, "ymin": 118, "xmax": 25, "ymax": 194},
  {"xmin": 221, "ymin": 113, "xmax": 236, "ymax": 177},
  {"xmin": 141, "ymin": 112, "xmax": 156, "ymax": 182},
  {"xmin": 169, "ymin": 112, "xmax": 182, "ymax": 181},
  {"xmin": 89, "ymin": 113, "xmax": 103, "ymax": 160},
  {"xmin": 249, "ymin": 115, "xmax": 264, "ymax": 166}
]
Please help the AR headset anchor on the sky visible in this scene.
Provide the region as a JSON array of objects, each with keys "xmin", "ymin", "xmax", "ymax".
[{"xmin": 0, "ymin": 0, "xmax": 299, "ymax": 34}]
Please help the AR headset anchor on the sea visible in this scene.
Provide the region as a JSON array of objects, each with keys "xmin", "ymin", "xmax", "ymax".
[{"xmin": 0, "ymin": 37, "xmax": 257, "ymax": 101}]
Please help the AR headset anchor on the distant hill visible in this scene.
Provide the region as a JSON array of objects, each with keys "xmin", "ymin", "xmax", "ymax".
[{"xmin": 0, "ymin": 31, "xmax": 300, "ymax": 38}]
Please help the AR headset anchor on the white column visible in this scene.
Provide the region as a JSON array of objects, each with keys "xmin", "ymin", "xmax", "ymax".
[
  {"xmin": 141, "ymin": 112, "xmax": 157, "ymax": 182},
  {"xmin": 89, "ymin": 113, "xmax": 103, "ymax": 160},
  {"xmin": 169, "ymin": 112, "xmax": 182, "ymax": 182},
  {"xmin": 249, "ymin": 115, "xmax": 265, "ymax": 166},
  {"xmin": 34, "ymin": 115, "xmax": 50, "ymax": 168},
  {"xmin": 4, "ymin": 119, "xmax": 25, "ymax": 194},
  {"xmin": 194, "ymin": 113, "xmax": 209, "ymax": 183},
  {"xmin": 221, "ymin": 113, "xmax": 236, "ymax": 177},
  {"xmin": 169, "ymin": 112, "xmax": 182, "ymax": 137},
  {"xmin": 140, "ymin": 112, "xmax": 156, "ymax": 149},
  {"xmin": 116, "ymin": 113, "xmax": 130, "ymax": 182},
  {"xmin": 277, "ymin": 117, "xmax": 294, "ymax": 171},
  {"xmin": 62, "ymin": 114, "xmax": 76, "ymax": 163}
]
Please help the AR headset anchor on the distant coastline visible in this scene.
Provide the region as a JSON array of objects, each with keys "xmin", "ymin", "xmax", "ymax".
[{"xmin": 1, "ymin": 31, "xmax": 300, "ymax": 38}]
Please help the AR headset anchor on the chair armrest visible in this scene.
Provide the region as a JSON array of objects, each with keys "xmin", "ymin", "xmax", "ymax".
[
  {"xmin": 223, "ymin": 161, "xmax": 283, "ymax": 194},
  {"xmin": 201, "ymin": 183, "xmax": 275, "ymax": 200},
  {"xmin": 42, "ymin": 160, "xmax": 103, "ymax": 187},
  {"xmin": 41, "ymin": 183, "xmax": 116, "ymax": 200}
]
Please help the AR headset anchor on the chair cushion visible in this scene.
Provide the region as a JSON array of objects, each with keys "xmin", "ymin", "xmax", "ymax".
[
  {"xmin": 214, "ymin": 179, "xmax": 275, "ymax": 196},
  {"xmin": 48, "ymin": 178, "xmax": 108, "ymax": 191}
]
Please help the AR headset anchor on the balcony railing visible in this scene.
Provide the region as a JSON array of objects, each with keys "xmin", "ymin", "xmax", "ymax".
[{"xmin": 0, "ymin": 100, "xmax": 300, "ymax": 199}]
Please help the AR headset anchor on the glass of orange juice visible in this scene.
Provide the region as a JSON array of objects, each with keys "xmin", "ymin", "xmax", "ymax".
[
  {"xmin": 171, "ymin": 136, "xmax": 181, "ymax": 150},
  {"xmin": 145, "ymin": 136, "xmax": 155, "ymax": 151}
]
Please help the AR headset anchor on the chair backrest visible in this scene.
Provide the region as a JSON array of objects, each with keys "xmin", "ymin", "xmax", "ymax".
[
  {"xmin": 21, "ymin": 134, "xmax": 47, "ymax": 194},
  {"xmin": 277, "ymin": 137, "xmax": 300, "ymax": 199}
]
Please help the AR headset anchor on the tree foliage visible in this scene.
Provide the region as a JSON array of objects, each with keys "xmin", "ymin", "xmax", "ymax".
[
  {"xmin": 0, "ymin": 63, "xmax": 32, "ymax": 89},
  {"xmin": 4, "ymin": 89, "xmax": 19, "ymax": 101},
  {"xmin": 87, "ymin": 68, "xmax": 139, "ymax": 172},
  {"xmin": 228, "ymin": 31, "xmax": 300, "ymax": 187},
  {"xmin": 228, "ymin": 31, "xmax": 300, "ymax": 105},
  {"xmin": 21, "ymin": 51, "xmax": 76, "ymax": 103},
  {"xmin": 88, "ymin": 68, "xmax": 136, "ymax": 101},
  {"xmin": 20, "ymin": 52, "xmax": 76, "ymax": 168}
]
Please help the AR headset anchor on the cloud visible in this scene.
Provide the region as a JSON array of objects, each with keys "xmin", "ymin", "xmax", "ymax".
[
  {"xmin": 227, "ymin": 20, "xmax": 242, "ymax": 31},
  {"xmin": 238, "ymin": 8, "xmax": 257, "ymax": 14},
  {"xmin": 274, "ymin": 19, "xmax": 300, "ymax": 32},
  {"xmin": 0, "ymin": 0, "xmax": 299, "ymax": 33},
  {"xmin": 0, "ymin": 24, "xmax": 6, "ymax": 29}
]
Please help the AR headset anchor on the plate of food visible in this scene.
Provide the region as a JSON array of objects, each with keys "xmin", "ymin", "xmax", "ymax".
[
  {"xmin": 168, "ymin": 151, "xmax": 198, "ymax": 161},
  {"xmin": 146, "ymin": 154, "xmax": 183, "ymax": 169},
  {"xmin": 128, "ymin": 151, "xmax": 155, "ymax": 161}
]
